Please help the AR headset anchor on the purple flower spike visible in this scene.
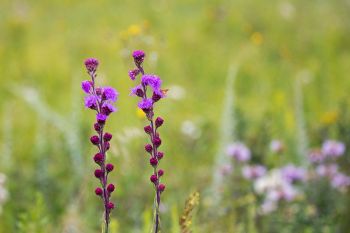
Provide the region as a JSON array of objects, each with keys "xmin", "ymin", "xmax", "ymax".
[
  {"xmin": 130, "ymin": 85, "xmax": 144, "ymax": 97},
  {"xmin": 132, "ymin": 50, "xmax": 145, "ymax": 65},
  {"xmin": 96, "ymin": 113, "xmax": 107, "ymax": 124},
  {"xmin": 84, "ymin": 95, "xmax": 98, "ymax": 109},
  {"xmin": 129, "ymin": 69, "xmax": 140, "ymax": 80},
  {"xmin": 102, "ymin": 103, "xmax": 117, "ymax": 116},
  {"xmin": 138, "ymin": 98, "xmax": 153, "ymax": 112},
  {"xmin": 82, "ymin": 58, "xmax": 118, "ymax": 231},
  {"xmin": 82, "ymin": 80, "xmax": 92, "ymax": 93},
  {"xmin": 129, "ymin": 50, "xmax": 167, "ymax": 232},
  {"xmin": 141, "ymin": 75, "xmax": 162, "ymax": 94},
  {"xmin": 84, "ymin": 58, "xmax": 99, "ymax": 73},
  {"xmin": 103, "ymin": 87, "xmax": 119, "ymax": 102}
]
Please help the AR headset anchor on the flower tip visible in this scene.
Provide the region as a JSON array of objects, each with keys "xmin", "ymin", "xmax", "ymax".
[{"xmin": 84, "ymin": 58, "xmax": 99, "ymax": 73}]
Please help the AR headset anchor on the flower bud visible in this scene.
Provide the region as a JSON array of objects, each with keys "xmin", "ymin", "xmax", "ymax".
[
  {"xmin": 145, "ymin": 144, "xmax": 153, "ymax": 153},
  {"xmin": 93, "ymin": 153, "xmax": 104, "ymax": 164},
  {"xmin": 107, "ymin": 202, "xmax": 115, "ymax": 209},
  {"xmin": 158, "ymin": 169, "xmax": 164, "ymax": 177},
  {"xmin": 106, "ymin": 163, "xmax": 114, "ymax": 172},
  {"xmin": 158, "ymin": 184, "xmax": 166, "ymax": 192},
  {"xmin": 150, "ymin": 157, "xmax": 158, "ymax": 166},
  {"xmin": 157, "ymin": 152, "xmax": 164, "ymax": 160},
  {"xmin": 150, "ymin": 174, "xmax": 158, "ymax": 183},
  {"xmin": 105, "ymin": 141, "xmax": 110, "ymax": 151},
  {"xmin": 94, "ymin": 169, "xmax": 104, "ymax": 178},
  {"xmin": 104, "ymin": 132, "xmax": 113, "ymax": 141},
  {"xmin": 94, "ymin": 123, "xmax": 101, "ymax": 132},
  {"xmin": 153, "ymin": 137, "xmax": 162, "ymax": 148},
  {"xmin": 144, "ymin": 125, "xmax": 152, "ymax": 134},
  {"xmin": 107, "ymin": 184, "xmax": 115, "ymax": 193},
  {"xmin": 90, "ymin": 135, "xmax": 99, "ymax": 145},
  {"xmin": 95, "ymin": 187, "xmax": 103, "ymax": 196},
  {"xmin": 97, "ymin": 113, "xmax": 107, "ymax": 124},
  {"xmin": 155, "ymin": 117, "xmax": 164, "ymax": 128},
  {"xmin": 84, "ymin": 58, "xmax": 99, "ymax": 73},
  {"xmin": 132, "ymin": 50, "xmax": 145, "ymax": 65},
  {"xmin": 152, "ymin": 92, "xmax": 162, "ymax": 102}
]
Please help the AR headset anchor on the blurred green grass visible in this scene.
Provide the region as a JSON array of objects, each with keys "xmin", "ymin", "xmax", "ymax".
[{"xmin": 0, "ymin": 0, "xmax": 350, "ymax": 232}]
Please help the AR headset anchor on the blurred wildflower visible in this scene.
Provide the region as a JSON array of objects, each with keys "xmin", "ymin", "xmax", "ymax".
[
  {"xmin": 260, "ymin": 200, "xmax": 277, "ymax": 214},
  {"xmin": 315, "ymin": 164, "xmax": 338, "ymax": 178},
  {"xmin": 129, "ymin": 50, "xmax": 167, "ymax": 233},
  {"xmin": 226, "ymin": 142, "xmax": 251, "ymax": 162},
  {"xmin": 220, "ymin": 164, "xmax": 233, "ymax": 176},
  {"xmin": 322, "ymin": 140, "xmax": 345, "ymax": 158},
  {"xmin": 250, "ymin": 32, "xmax": 263, "ymax": 46},
  {"xmin": 281, "ymin": 164, "xmax": 306, "ymax": 183},
  {"xmin": 82, "ymin": 57, "xmax": 118, "ymax": 232},
  {"xmin": 242, "ymin": 165, "xmax": 266, "ymax": 180},
  {"xmin": 331, "ymin": 173, "xmax": 350, "ymax": 191},
  {"xmin": 308, "ymin": 148, "xmax": 325, "ymax": 163},
  {"xmin": 127, "ymin": 24, "xmax": 142, "ymax": 36},
  {"xmin": 269, "ymin": 140, "xmax": 284, "ymax": 154},
  {"xmin": 181, "ymin": 120, "xmax": 201, "ymax": 140},
  {"xmin": 320, "ymin": 111, "xmax": 338, "ymax": 125},
  {"xmin": 179, "ymin": 192, "xmax": 200, "ymax": 233}
]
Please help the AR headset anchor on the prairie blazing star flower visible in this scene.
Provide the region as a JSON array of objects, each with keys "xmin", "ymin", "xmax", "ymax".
[
  {"xmin": 322, "ymin": 140, "xmax": 345, "ymax": 158},
  {"xmin": 129, "ymin": 50, "xmax": 166, "ymax": 233},
  {"xmin": 226, "ymin": 142, "xmax": 251, "ymax": 162},
  {"xmin": 82, "ymin": 80, "xmax": 92, "ymax": 93},
  {"xmin": 138, "ymin": 98, "xmax": 153, "ymax": 111},
  {"xmin": 103, "ymin": 87, "xmax": 118, "ymax": 102},
  {"xmin": 82, "ymin": 58, "xmax": 118, "ymax": 232}
]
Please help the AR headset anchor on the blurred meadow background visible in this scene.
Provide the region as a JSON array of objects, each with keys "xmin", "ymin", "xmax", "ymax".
[{"xmin": 1, "ymin": 0, "xmax": 350, "ymax": 232}]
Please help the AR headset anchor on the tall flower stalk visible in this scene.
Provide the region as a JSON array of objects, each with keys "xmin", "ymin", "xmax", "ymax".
[
  {"xmin": 129, "ymin": 50, "xmax": 166, "ymax": 233},
  {"xmin": 82, "ymin": 58, "xmax": 118, "ymax": 233}
]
